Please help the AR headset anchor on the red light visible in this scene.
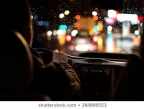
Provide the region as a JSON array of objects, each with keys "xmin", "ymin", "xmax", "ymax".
[
  {"xmin": 138, "ymin": 16, "xmax": 143, "ymax": 20},
  {"xmin": 66, "ymin": 35, "xmax": 72, "ymax": 42},
  {"xmin": 115, "ymin": 10, "xmax": 119, "ymax": 15},
  {"xmin": 69, "ymin": 45, "xmax": 75, "ymax": 50},
  {"xmin": 92, "ymin": 36, "xmax": 98, "ymax": 43},
  {"xmin": 93, "ymin": 16, "xmax": 98, "ymax": 20},
  {"xmin": 75, "ymin": 15, "xmax": 81, "ymax": 20}
]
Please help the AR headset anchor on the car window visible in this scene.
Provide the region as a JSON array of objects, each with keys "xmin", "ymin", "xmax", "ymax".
[{"xmin": 30, "ymin": 0, "xmax": 143, "ymax": 57}]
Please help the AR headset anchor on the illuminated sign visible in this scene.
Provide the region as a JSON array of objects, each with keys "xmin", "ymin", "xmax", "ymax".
[
  {"xmin": 78, "ymin": 17, "xmax": 95, "ymax": 31},
  {"xmin": 117, "ymin": 14, "xmax": 138, "ymax": 22}
]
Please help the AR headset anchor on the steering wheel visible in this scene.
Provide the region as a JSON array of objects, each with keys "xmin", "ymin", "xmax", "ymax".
[{"xmin": 33, "ymin": 48, "xmax": 75, "ymax": 66}]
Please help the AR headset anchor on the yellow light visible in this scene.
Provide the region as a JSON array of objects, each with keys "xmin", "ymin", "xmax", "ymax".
[
  {"xmin": 98, "ymin": 21, "xmax": 103, "ymax": 31},
  {"xmin": 138, "ymin": 35, "xmax": 141, "ymax": 40},
  {"xmin": 59, "ymin": 35, "xmax": 65, "ymax": 45},
  {"xmin": 97, "ymin": 36, "xmax": 103, "ymax": 51},
  {"xmin": 89, "ymin": 28, "xmax": 95, "ymax": 35},
  {"xmin": 64, "ymin": 10, "xmax": 70, "ymax": 15}
]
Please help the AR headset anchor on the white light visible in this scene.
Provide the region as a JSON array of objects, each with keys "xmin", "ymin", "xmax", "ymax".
[
  {"xmin": 131, "ymin": 20, "xmax": 139, "ymax": 25},
  {"xmin": 76, "ymin": 44, "xmax": 89, "ymax": 51},
  {"xmin": 104, "ymin": 17, "xmax": 115, "ymax": 24},
  {"xmin": 71, "ymin": 30, "xmax": 78, "ymax": 37},
  {"xmin": 92, "ymin": 11, "xmax": 97, "ymax": 16},
  {"xmin": 95, "ymin": 30, "xmax": 100, "ymax": 34},
  {"xmin": 108, "ymin": 10, "xmax": 117, "ymax": 18},
  {"xmin": 117, "ymin": 14, "xmax": 138, "ymax": 22},
  {"xmin": 46, "ymin": 31, "xmax": 52, "ymax": 36},
  {"xmin": 106, "ymin": 36, "xmax": 114, "ymax": 52},
  {"xmin": 93, "ymin": 36, "xmax": 98, "ymax": 41},
  {"xmin": 57, "ymin": 30, "xmax": 66, "ymax": 35},
  {"xmin": 107, "ymin": 26, "xmax": 113, "ymax": 31},
  {"xmin": 53, "ymin": 30, "xmax": 57, "ymax": 36},
  {"xmin": 46, "ymin": 31, "xmax": 52, "ymax": 40},
  {"xmin": 59, "ymin": 13, "xmax": 65, "ymax": 18},
  {"xmin": 31, "ymin": 15, "xmax": 33, "ymax": 19},
  {"xmin": 135, "ymin": 30, "xmax": 139, "ymax": 35},
  {"xmin": 64, "ymin": 10, "xmax": 70, "ymax": 15},
  {"xmin": 140, "ymin": 23, "xmax": 143, "ymax": 27},
  {"xmin": 57, "ymin": 30, "xmax": 63, "ymax": 35},
  {"xmin": 75, "ymin": 39, "xmax": 88, "ymax": 44}
]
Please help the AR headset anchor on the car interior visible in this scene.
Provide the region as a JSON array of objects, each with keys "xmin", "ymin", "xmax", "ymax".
[
  {"xmin": 0, "ymin": 30, "xmax": 50, "ymax": 101},
  {"xmin": 0, "ymin": 0, "xmax": 143, "ymax": 101}
]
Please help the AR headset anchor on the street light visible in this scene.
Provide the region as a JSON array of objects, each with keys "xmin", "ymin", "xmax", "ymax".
[
  {"xmin": 92, "ymin": 11, "xmax": 97, "ymax": 16},
  {"xmin": 59, "ymin": 13, "xmax": 65, "ymax": 18},
  {"xmin": 64, "ymin": 10, "xmax": 70, "ymax": 15}
]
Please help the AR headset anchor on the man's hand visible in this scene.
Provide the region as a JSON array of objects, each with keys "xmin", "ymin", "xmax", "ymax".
[{"xmin": 52, "ymin": 49, "xmax": 68, "ymax": 63}]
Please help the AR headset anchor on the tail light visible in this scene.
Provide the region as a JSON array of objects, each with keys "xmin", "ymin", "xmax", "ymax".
[
  {"xmin": 92, "ymin": 35, "xmax": 98, "ymax": 43},
  {"xmin": 66, "ymin": 35, "xmax": 72, "ymax": 42}
]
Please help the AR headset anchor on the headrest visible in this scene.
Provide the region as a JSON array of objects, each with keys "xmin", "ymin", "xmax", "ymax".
[{"xmin": 0, "ymin": 30, "xmax": 33, "ymax": 91}]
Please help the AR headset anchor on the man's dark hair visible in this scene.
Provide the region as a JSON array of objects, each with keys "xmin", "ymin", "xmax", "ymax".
[{"xmin": 1, "ymin": 0, "xmax": 31, "ymax": 35}]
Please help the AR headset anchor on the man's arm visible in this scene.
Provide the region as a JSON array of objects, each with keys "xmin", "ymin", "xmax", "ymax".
[{"xmin": 30, "ymin": 48, "xmax": 80, "ymax": 100}]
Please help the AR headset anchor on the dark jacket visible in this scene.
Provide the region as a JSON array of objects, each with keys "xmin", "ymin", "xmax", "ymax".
[{"xmin": 29, "ymin": 47, "xmax": 80, "ymax": 100}]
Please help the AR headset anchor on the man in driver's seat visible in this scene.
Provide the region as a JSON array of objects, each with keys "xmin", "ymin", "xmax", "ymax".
[{"xmin": 1, "ymin": 0, "xmax": 80, "ymax": 100}]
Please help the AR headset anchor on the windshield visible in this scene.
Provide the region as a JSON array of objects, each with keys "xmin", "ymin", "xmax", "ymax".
[{"xmin": 30, "ymin": 0, "xmax": 143, "ymax": 57}]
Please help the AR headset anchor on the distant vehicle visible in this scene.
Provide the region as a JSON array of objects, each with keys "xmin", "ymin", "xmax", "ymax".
[{"xmin": 65, "ymin": 30, "xmax": 98, "ymax": 55}]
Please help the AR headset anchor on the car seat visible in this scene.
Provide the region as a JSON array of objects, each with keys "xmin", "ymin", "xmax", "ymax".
[{"xmin": 0, "ymin": 30, "xmax": 50, "ymax": 100}]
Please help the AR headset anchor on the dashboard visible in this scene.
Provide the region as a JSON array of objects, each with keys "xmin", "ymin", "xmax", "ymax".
[
  {"xmin": 69, "ymin": 57, "xmax": 127, "ymax": 100},
  {"xmin": 34, "ymin": 48, "xmax": 138, "ymax": 101}
]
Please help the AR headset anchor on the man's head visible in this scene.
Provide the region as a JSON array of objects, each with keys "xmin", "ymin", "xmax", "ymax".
[{"xmin": 1, "ymin": 0, "xmax": 33, "ymax": 45}]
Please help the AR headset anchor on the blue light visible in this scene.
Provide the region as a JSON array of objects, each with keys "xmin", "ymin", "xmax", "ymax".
[
  {"xmin": 68, "ymin": 25, "xmax": 73, "ymax": 29},
  {"xmin": 34, "ymin": 15, "xmax": 38, "ymax": 20},
  {"xmin": 36, "ymin": 21, "xmax": 49, "ymax": 27},
  {"xmin": 45, "ymin": 22, "xmax": 49, "ymax": 27},
  {"xmin": 59, "ymin": 25, "xmax": 64, "ymax": 29},
  {"xmin": 107, "ymin": 33, "xmax": 112, "ymax": 36},
  {"xmin": 94, "ymin": 25, "xmax": 99, "ymax": 30},
  {"xmin": 59, "ymin": 25, "xmax": 67, "ymax": 30},
  {"xmin": 63, "ymin": 25, "xmax": 67, "ymax": 30},
  {"xmin": 39, "ymin": 21, "xmax": 43, "ymax": 26}
]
